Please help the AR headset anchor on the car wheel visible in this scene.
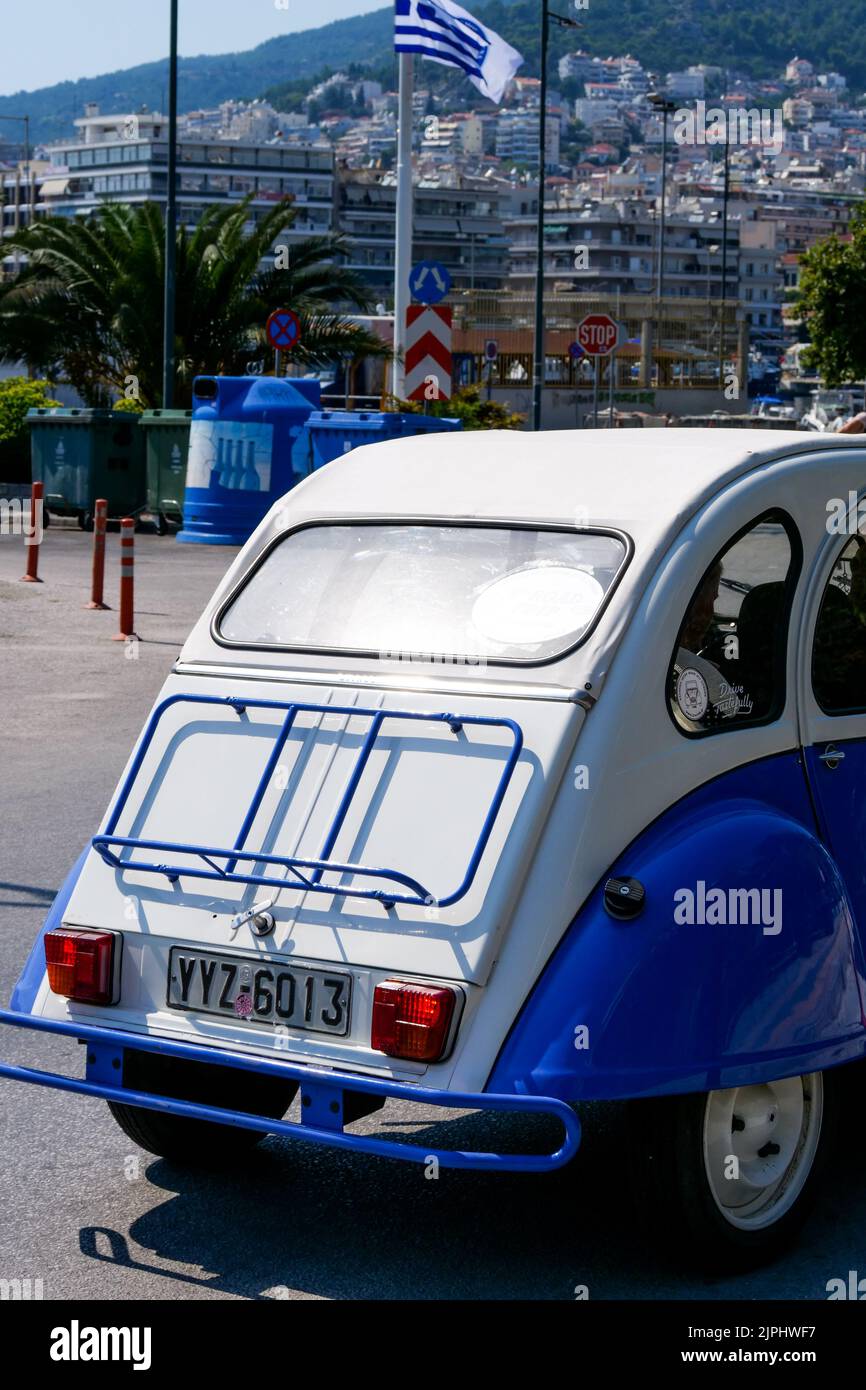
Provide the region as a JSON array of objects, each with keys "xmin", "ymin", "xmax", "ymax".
[
  {"xmin": 107, "ymin": 1051, "xmax": 298, "ymax": 1164},
  {"xmin": 628, "ymin": 1071, "xmax": 834, "ymax": 1271}
]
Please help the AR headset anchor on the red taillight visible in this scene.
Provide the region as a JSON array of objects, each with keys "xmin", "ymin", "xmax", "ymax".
[
  {"xmin": 371, "ymin": 979, "xmax": 456, "ymax": 1062},
  {"xmin": 44, "ymin": 929, "xmax": 115, "ymax": 1005}
]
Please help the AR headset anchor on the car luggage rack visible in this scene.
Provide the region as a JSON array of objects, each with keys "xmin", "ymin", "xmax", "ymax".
[{"xmin": 92, "ymin": 693, "xmax": 523, "ymax": 909}]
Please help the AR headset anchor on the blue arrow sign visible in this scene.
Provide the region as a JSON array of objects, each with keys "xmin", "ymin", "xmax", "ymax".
[
  {"xmin": 568, "ymin": 341, "xmax": 586, "ymax": 360},
  {"xmin": 410, "ymin": 260, "xmax": 452, "ymax": 305}
]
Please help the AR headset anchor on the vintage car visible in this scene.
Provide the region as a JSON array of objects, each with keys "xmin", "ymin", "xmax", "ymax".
[{"xmin": 3, "ymin": 427, "xmax": 866, "ymax": 1271}]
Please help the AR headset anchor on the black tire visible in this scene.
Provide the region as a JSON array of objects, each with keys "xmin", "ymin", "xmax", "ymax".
[
  {"xmin": 627, "ymin": 1070, "xmax": 836, "ymax": 1272},
  {"xmin": 79, "ymin": 510, "xmax": 94, "ymax": 532},
  {"xmin": 108, "ymin": 1050, "xmax": 298, "ymax": 1164},
  {"xmin": 155, "ymin": 512, "xmax": 168, "ymax": 537}
]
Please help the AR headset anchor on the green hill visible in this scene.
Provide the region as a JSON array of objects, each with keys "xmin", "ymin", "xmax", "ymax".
[
  {"xmin": 2, "ymin": 1, "xmax": 864, "ymax": 149},
  {"xmin": 0, "ymin": 8, "xmax": 395, "ymax": 147}
]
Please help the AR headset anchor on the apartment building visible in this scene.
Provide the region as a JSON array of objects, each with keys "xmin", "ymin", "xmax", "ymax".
[
  {"xmin": 1, "ymin": 109, "xmax": 335, "ymax": 265},
  {"xmin": 337, "ymin": 170, "xmax": 512, "ymax": 293},
  {"xmin": 505, "ymin": 196, "xmax": 784, "ymax": 348},
  {"xmin": 496, "ymin": 108, "xmax": 561, "ymax": 168}
]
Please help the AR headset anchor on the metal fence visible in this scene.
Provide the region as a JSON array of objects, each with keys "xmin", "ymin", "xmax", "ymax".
[{"xmin": 450, "ymin": 292, "xmax": 742, "ymax": 391}]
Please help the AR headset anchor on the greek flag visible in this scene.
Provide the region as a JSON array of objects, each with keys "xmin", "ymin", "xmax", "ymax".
[{"xmin": 394, "ymin": 0, "xmax": 523, "ymax": 103}]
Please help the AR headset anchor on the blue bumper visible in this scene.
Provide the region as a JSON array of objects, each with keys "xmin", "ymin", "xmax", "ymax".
[{"xmin": 0, "ymin": 1007, "xmax": 580, "ymax": 1173}]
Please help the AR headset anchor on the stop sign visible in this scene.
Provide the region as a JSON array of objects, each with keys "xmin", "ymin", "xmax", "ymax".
[{"xmin": 577, "ymin": 313, "xmax": 622, "ymax": 356}]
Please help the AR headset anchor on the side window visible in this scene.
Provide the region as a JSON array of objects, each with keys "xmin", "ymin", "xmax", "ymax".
[
  {"xmin": 812, "ymin": 535, "xmax": 866, "ymax": 715},
  {"xmin": 668, "ymin": 511, "xmax": 800, "ymax": 735}
]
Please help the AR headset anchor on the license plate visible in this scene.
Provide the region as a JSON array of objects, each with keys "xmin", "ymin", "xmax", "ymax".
[{"xmin": 167, "ymin": 948, "xmax": 351, "ymax": 1036}]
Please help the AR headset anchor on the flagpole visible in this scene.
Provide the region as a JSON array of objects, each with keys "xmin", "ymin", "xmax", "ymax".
[{"xmin": 393, "ymin": 52, "xmax": 414, "ymax": 401}]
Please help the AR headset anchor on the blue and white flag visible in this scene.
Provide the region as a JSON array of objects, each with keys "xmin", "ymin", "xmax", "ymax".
[{"xmin": 394, "ymin": 0, "xmax": 524, "ymax": 103}]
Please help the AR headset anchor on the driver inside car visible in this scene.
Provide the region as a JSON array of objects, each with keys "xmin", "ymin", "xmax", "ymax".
[{"xmin": 672, "ymin": 561, "xmax": 747, "ymax": 725}]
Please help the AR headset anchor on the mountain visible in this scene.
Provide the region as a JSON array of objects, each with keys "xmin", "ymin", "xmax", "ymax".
[
  {"xmin": 0, "ymin": 8, "xmax": 395, "ymax": 147},
  {"xmin": 2, "ymin": 1, "xmax": 864, "ymax": 149}
]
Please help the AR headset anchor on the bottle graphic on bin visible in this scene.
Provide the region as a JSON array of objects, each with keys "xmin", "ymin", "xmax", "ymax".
[
  {"xmin": 241, "ymin": 439, "xmax": 260, "ymax": 491},
  {"xmin": 214, "ymin": 431, "xmax": 260, "ymax": 491}
]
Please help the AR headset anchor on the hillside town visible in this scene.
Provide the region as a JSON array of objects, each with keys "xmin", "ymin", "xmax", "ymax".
[{"xmin": 2, "ymin": 49, "xmax": 863, "ymax": 421}]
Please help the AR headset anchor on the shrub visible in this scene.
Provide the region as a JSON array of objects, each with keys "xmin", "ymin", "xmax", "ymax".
[
  {"xmin": 0, "ymin": 376, "xmax": 60, "ymax": 443},
  {"xmin": 0, "ymin": 377, "xmax": 60, "ymax": 482},
  {"xmin": 387, "ymin": 384, "xmax": 525, "ymax": 431}
]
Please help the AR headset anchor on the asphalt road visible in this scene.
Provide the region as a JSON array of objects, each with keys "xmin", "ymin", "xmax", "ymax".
[{"xmin": 0, "ymin": 525, "xmax": 864, "ymax": 1301}]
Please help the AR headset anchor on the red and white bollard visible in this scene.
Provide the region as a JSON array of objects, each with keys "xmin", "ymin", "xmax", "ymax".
[
  {"xmin": 112, "ymin": 517, "xmax": 138, "ymax": 640},
  {"xmin": 20, "ymin": 481, "xmax": 44, "ymax": 584},
  {"xmin": 85, "ymin": 498, "xmax": 110, "ymax": 610}
]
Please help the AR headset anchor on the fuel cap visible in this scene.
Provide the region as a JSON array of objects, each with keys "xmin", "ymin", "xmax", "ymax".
[{"xmin": 604, "ymin": 876, "xmax": 646, "ymax": 920}]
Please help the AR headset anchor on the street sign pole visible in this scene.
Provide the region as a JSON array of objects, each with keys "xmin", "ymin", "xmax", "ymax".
[
  {"xmin": 483, "ymin": 339, "xmax": 498, "ymax": 403},
  {"xmin": 274, "ymin": 349, "xmax": 281, "ymax": 379},
  {"xmin": 608, "ymin": 347, "xmax": 616, "ymax": 426},
  {"xmin": 593, "ymin": 357, "xmax": 599, "ymax": 429}
]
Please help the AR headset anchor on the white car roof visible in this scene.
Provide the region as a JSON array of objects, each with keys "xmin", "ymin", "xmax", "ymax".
[{"xmin": 281, "ymin": 426, "xmax": 861, "ymax": 534}]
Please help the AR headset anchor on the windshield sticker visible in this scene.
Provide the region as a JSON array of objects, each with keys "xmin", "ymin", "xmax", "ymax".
[
  {"xmin": 712, "ymin": 679, "xmax": 754, "ymax": 719},
  {"xmin": 676, "ymin": 667, "xmax": 709, "ymax": 721}
]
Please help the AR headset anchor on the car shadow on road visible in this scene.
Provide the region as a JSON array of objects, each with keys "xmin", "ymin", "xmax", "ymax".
[{"xmin": 78, "ymin": 1088, "xmax": 866, "ymax": 1301}]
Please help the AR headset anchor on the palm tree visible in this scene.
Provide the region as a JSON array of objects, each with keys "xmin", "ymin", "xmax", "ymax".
[{"xmin": 0, "ymin": 197, "xmax": 386, "ymax": 407}]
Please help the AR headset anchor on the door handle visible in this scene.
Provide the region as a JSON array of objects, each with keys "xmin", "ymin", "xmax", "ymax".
[{"xmin": 819, "ymin": 745, "xmax": 845, "ymax": 769}]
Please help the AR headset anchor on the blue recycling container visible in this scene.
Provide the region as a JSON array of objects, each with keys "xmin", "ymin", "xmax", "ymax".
[
  {"xmin": 177, "ymin": 376, "xmax": 321, "ymax": 545},
  {"xmin": 300, "ymin": 410, "xmax": 462, "ymax": 473}
]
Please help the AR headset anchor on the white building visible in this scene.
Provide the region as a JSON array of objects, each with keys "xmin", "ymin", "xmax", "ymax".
[
  {"xmin": 575, "ymin": 98, "xmax": 620, "ymax": 128},
  {"xmin": 666, "ymin": 71, "xmax": 705, "ymax": 100},
  {"xmin": 496, "ymin": 109, "xmax": 561, "ymax": 168}
]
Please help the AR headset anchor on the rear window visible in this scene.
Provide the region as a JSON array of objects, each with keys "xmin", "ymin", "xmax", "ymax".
[{"xmin": 217, "ymin": 523, "xmax": 628, "ymax": 664}]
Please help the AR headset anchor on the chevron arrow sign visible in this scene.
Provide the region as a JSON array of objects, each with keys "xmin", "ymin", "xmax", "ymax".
[{"xmin": 405, "ymin": 306, "xmax": 452, "ymax": 402}]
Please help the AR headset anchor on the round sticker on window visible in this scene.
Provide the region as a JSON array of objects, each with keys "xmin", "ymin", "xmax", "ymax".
[
  {"xmin": 472, "ymin": 566, "xmax": 604, "ymax": 646},
  {"xmin": 676, "ymin": 667, "xmax": 709, "ymax": 722}
]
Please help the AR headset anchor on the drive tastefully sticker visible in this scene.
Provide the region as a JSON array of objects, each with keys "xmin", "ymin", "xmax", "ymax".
[{"xmin": 676, "ymin": 667, "xmax": 709, "ymax": 721}]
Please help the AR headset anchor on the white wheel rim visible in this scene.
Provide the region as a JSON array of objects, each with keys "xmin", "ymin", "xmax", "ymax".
[{"xmin": 702, "ymin": 1073, "xmax": 823, "ymax": 1231}]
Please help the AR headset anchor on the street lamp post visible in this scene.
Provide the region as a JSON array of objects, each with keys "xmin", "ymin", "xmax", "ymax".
[
  {"xmin": 531, "ymin": 2, "xmax": 583, "ymax": 433},
  {"xmin": 531, "ymin": 0, "xmax": 550, "ymax": 433},
  {"xmin": 0, "ymin": 114, "xmax": 31, "ymax": 239},
  {"xmin": 719, "ymin": 128, "xmax": 731, "ymax": 380},
  {"xmin": 705, "ymin": 240, "xmax": 720, "ymax": 348},
  {"xmin": 162, "ymin": 0, "xmax": 179, "ymax": 409},
  {"xmin": 648, "ymin": 92, "xmax": 677, "ymax": 303}
]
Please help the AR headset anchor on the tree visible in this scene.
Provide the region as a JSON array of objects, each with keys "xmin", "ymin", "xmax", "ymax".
[
  {"xmin": 0, "ymin": 198, "xmax": 386, "ymax": 408},
  {"xmin": 797, "ymin": 212, "xmax": 866, "ymax": 385}
]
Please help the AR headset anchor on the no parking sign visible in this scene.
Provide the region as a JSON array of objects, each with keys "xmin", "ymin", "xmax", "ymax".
[{"xmin": 266, "ymin": 308, "xmax": 302, "ymax": 353}]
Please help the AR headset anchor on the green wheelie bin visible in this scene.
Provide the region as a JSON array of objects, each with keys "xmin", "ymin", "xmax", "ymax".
[
  {"xmin": 27, "ymin": 408, "xmax": 146, "ymax": 528},
  {"xmin": 140, "ymin": 409, "xmax": 192, "ymax": 533}
]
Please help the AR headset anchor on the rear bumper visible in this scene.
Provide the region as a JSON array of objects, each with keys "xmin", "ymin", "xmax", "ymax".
[{"xmin": 0, "ymin": 1007, "xmax": 580, "ymax": 1173}]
